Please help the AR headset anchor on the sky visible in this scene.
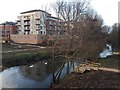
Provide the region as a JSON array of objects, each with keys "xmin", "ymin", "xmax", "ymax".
[{"xmin": 0, "ymin": 0, "xmax": 119, "ymax": 26}]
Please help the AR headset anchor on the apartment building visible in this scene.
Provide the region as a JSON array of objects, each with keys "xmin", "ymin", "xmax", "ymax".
[
  {"xmin": 17, "ymin": 10, "xmax": 51, "ymax": 35},
  {"xmin": 11, "ymin": 9, "xmax": 64, "ymax": 44},
  {"xmin": 0, "ymin": 22, "xmax": 17, "ymax": 43},
  {"xmin": 46, "ymin": 16, "xmax": 64, "ymax": 35}
]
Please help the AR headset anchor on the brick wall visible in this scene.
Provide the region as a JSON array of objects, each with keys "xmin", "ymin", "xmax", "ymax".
[{"xmin": 10, "ymin": 34, "xmax": 46, "ymax": 44}]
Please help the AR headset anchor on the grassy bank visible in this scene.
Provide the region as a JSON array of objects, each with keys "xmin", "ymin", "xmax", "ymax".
[
  {"xmin": 2, "ymin": 47, "xmax": 51, "ymax": 70},
  {"xmin": 51, "ymin": 55, "xmax": 120, "ymax": 89},
  {"xmin": 97, "ymin": 55, "xmax": 120, "ymax": 69},
  {"xmin": 2, "ymin": 43, "xmax": 38, "ymax": 52}
]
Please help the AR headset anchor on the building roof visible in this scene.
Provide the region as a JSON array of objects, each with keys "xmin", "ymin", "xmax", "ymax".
[
  {"xmin": 20, "ymin": 9, "xmax": 51, "ymax": 15},
  {"xmin": 0, "ymin": 21, "xmax": 16, "ymax": 25},
  {"xmin": 47, "ymin": 16, "xmax": 62, "ymax": 20}
]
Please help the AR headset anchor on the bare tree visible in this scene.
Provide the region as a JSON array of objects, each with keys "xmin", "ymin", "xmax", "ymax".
[
  {"xmin": 50, "ymin": 0, "xmax": 108, "ymax": 84},
  {"xmin": 109, "ymin": 23, "xmax": 120, "ymax": 49}
]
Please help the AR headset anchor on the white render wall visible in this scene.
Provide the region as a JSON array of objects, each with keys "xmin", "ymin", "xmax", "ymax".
[{"xmin": 17, "ymin": 11, "xmax": 48, "ymax": 35}]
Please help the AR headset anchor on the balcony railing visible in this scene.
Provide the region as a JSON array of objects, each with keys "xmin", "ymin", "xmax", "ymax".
[
  {"xmin": 17, "ymin": 22, "xmax": 21, "ymax": 26},
  {"xmin": 36, "ymin": 22, "xmax": 40, "ymax": 25},
  {"xmin": 24, "ymin": 17, "xmax": 30, "ymax": 20},
  {"xmin": 24, "ymin": 28, "xmax": 30, "ymax": 31},
  {"xmin": 17, "ymin": 20, "xmax": 21, "ymax": 22},
  {"xmin": 24, "ymin": 27, "xmax": 30, "ymax": 31},
  {"xmin": 24, "ymin": 22, "xmax": 30, "ymax": 25},
  {"xmin": 36, "ymin": 28, "xmax": 40, "ymax": 31},
  {"xmin": 35, "ymin": 17, "xmax": 40, "ymax": 20}
]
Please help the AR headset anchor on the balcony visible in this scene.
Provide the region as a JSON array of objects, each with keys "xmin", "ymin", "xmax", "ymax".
[
  {"xmin": 35, "ymin": 18, "xmax": 40, "ymax": 20},
  {"xmin": 36, "ymin": 28, "xmax": 40, "ymax": 31},
  {"xmin": 24, "ymin": 28, "xmax": 30, "ymax": 31},
  {"xmin": 24, "ymin": 17, "xmax": 30, "ymax": 21},
  {"xmin": 17, "ymin": 20, "xmax": 21, "ymax": 22},
  {"xmin": 36, "ymin": 22, "xmax": 40, "ymax": 25},
  {"xmin": 35, "ymin": 20, "xmax": 40, "ymax": 25},
  {"xmin": 17, "ymin": 22, "xmax": 21, "ymax": 26},
  {"xmin": 35, "ymin": 16, "xmax": 40, "ymax": 20},
  {"xmin": 24, "ymin": 22, "xmax": 30, "ymax": 26},
  {"xmin": 24, "ymin": 27, "xmax": 30, "ymax": 31}
]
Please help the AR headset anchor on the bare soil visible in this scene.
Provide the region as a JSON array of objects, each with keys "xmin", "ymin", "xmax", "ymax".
[{"xmin": 51, "ymin": 70, "xmax": 120, "ymax": 89}]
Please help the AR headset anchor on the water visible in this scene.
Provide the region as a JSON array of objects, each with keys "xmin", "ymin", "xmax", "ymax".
[
  {"xmin": 100, "ymin": 44, "xmax": 113, "ymax": 58},
  {"xmin": 0, "ymin": 59, "xmax": 80, "ymax": 89},
  {"xmin": 1, "ymin": 44, "xmax": 112, "ymax": 89}
]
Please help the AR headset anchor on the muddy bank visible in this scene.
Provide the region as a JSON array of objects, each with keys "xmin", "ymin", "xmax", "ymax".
[{"xmin": 51, "ymin": 70, "xmax": 120, "ymax": 89}]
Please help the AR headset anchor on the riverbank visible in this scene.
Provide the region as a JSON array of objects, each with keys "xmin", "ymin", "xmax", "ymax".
[
  {"xmin": 1, "ymin": 44, "xmax": 51, "ymax": 70},
  {"xmin": 1, "ymin": 44, "xmax": 120, "ymax": 89},
  {"xmin": 51, "ymin": 55, "xmax": 120, "ymax": 89},
  {"xmin": 97, "ymin": 55, "xmax": 120, "ymax": 69},
  {"xmin": 51, "ymin": 70, "xmax": 120, "ymax": 88}
]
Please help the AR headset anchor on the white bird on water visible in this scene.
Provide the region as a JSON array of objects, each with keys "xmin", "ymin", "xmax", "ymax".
[
  {"xmin": 44, "ymin": 62, "xmax": 47, "ymax": 65},
  {"xmin": 30, "ymin": 65, "xmax": 34, "ymax": 68}
]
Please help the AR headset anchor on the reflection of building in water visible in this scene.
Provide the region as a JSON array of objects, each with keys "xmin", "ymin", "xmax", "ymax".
[{"xmin": 19, "ymin": 61, "xmax": 48, "ymax": 81}]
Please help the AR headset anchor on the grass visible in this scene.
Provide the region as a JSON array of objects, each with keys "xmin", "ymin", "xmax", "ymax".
[
  {"xmin": 97, "ymin": 55, "xmax": 119, "ymax": 69},
  {"xmin": 51, "ymin": 55, "xmax": 120, "ymax": 88},
  {"xmin": 2, "ymin": 44, "xmax": 120, "ymax": 70},
  {"xmin": 35, "ymin": 50, "xmax": 50, "ymax": 59},
  {"xmin": 14, "ymin": 53, "xmax": 32, "ymax": 60},
  {"xmin": 2, "ymin": 43, "xmax": 38, "ymax": 52},
  {"xmin": 2, "ymin": 44, "xmax": 51, "ymax": 69}
]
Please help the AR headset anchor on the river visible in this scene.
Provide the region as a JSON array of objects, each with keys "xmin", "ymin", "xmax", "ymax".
[
  {"xmin": 0, "ymin": 59, "xmax": 80, "ymax": 89},
  {"xmin": 0, "ymin": 44, "xmax": 113, "ymax": 89},
  {"xmin": 100, "ymin": 44, "xmax": 113, "ymax": 58}
]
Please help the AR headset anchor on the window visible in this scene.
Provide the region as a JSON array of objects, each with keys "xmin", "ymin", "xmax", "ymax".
[
  {"xmin": 41, "ymin": 31, "xmax": 42, "ymax": 34},
  {"xmin": 36, "ymin": 20, "xmax": 40, "ymax": 24},
  {"xmin": 24, "ymin": 16, "xmax": 30, "ymax": 19},
  {"xmin": 40, "ymin": 26, "xmax": 42, "ymax": 29},
  {"xmin": 49, "ymin": 33, "xmax": 52, "ymax": 35},
  {"xmin": 49, "ymin": 21, "xmax": 51, "ymax": 25},
  {"xmin": 49, "ymin": 26, "xmax": 52, "ymax": 30},
  {"xmin": 36, "ymin": 25, "xmax": 39, "ymax": 28}
]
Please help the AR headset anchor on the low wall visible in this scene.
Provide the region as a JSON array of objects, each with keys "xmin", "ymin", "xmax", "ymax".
[{"xmin": 10, "ymin": 34, "xmax": 46, "ymax": 44}]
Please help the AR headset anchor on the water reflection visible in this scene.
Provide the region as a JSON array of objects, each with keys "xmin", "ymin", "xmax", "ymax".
[
  {"xmin": 19, "ymin": 61, "xmax": 48, "ymax": 81},
  {"xmin": 0, "ymin": 59, "xmax": 80, "ymax": 88}
]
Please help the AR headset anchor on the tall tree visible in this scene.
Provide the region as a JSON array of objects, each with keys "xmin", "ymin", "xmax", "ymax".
[
  {"xmin": 53, "ymin": 0, "xmax": 108, "ymax": 60},
  {"xmin": 109, "ymin": 23, "xmax": 120, "ymax": 50},
  {"xmin": 51, "ymin": 0, "xmax": 108, "ymax": 84}
]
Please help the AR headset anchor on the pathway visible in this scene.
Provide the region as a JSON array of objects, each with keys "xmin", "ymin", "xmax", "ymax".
[
  {"xmin": 74, "ymin": 60, "xmax": 120, "ymax": 73},
  {"xmin": 1, "ymin": 47, "xmax": 46, "ymax": 54},
  {"xmin": 98, "ymin": 67, "xmax": 120, "ymax": 73}
]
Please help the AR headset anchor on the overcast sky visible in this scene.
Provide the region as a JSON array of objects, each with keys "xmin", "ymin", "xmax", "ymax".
[{"xmin": 0, "ymin": 0, "xmax": 119, "ymax": 26}]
